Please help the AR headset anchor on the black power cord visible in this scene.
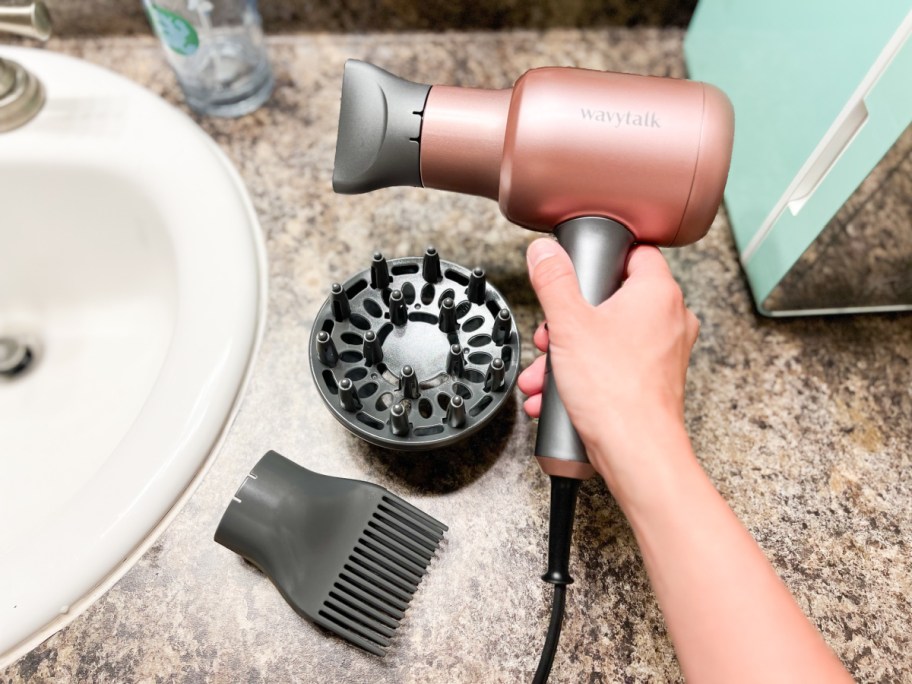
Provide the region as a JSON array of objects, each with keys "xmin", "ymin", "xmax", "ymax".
[
  {"xmin": 532, "ymin": 584, "xmax": 567, "ymax": 683},
  {"xmin": 532, "ymin": 476, "xmax": 582, "ymax": 684}
]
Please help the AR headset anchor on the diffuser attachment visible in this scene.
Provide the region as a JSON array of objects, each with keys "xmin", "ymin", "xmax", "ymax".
[{"xmin": 309, "ymin": 247, "xmax": 520, "ymax": 450}]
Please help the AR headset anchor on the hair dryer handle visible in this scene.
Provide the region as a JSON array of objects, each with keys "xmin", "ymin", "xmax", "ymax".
[{"xmin": 534, "ymin": 217, "xmax": 635, "ymax": 479}]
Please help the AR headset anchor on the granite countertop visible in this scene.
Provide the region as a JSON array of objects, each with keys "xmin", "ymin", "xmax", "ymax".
[
  {"xmin": 45, "ymin": 0, "xmax": 697, "ymax": 36},
  {"xmin": 4, "ymin": 29, "xmax": 912, "ymax": 684}
]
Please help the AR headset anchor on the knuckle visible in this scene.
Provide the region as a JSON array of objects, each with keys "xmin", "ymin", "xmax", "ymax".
[
  {"xmin": 655, "ymin": 277, "xmax": 685, "ymax": 308},
  {"xmin": 688, "ymin": 311, "xmax": 701, "ymax": 342}
]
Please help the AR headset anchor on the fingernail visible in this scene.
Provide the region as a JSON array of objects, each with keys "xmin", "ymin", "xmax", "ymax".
[{"xmin": 527, "ymin": 239, "xmax": 560, "ymax": 269}]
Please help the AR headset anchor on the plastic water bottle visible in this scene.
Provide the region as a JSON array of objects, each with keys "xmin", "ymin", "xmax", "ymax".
[{"xmin": 144, "ymin": 0, "xmax": 273, "ymax": 117}]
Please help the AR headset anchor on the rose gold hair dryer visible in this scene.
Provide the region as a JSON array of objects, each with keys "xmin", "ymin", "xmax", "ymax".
[
  {"xmin": 332, "ymin": 60, "xmax": 733, "ymax": 681},
  {"xmin": 333, "ymin": 59, "xmax": 733, "ymax": 479}
]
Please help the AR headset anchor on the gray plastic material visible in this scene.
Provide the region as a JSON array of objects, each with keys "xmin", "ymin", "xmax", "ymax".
[
  {"xmin": 309, "ymin": 247, "xmax": 521, "ymax": 451},
  {"xmin": 332, "ymin": 60, "xmax": 431, "ymax": 194},
  {"xmin": 534, "ymin": 217, "xmax": 635, "ymax": 473},
  {"xmin": 214, "ymin": 450, "xmax": 447, "ymax": 656}
]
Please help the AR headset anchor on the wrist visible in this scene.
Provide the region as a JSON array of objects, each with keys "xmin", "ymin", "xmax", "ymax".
[{"xmin": 586, "ymin": 411, "xmax": 702, "ymax": 518}]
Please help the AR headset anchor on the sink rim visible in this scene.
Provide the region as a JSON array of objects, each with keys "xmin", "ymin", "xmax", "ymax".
[{"xmin": 0, "ymin": 46, "xmax": 268, "ymax": 667}]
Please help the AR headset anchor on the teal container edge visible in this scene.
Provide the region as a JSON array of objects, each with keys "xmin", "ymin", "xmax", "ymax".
[
  {"xmin": 684, "ymin": 1, "xmax": 912, "ymax": 316},
  {"xmin": 746, "ymin": 33, "xmax": 912, "ymax": 314}
]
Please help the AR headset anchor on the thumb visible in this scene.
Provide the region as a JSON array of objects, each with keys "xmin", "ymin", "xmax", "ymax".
[{"xmin": 526, "ymin": 238, "xmax": 588, "ymax": 330}]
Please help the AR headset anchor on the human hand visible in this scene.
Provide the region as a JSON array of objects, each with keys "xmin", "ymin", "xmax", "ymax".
[{"xmin": 518, "ymin": 239, "xmax": 700, "ymax": 498}]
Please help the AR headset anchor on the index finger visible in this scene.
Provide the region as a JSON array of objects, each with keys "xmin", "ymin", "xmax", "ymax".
[{"xmin": 625, "ymin": 245, "xmax": 672, "ymax": 280}]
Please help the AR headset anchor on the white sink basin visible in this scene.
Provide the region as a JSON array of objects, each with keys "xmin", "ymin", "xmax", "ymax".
[{"xmin": 0, "ymin": 47, "xmax": 266, "ymax": 664}]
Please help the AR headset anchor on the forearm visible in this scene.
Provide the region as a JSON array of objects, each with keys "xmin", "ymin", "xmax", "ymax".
[{"xmin": 592, "ymin": 425, "xmax": 853, "ymax": 684}]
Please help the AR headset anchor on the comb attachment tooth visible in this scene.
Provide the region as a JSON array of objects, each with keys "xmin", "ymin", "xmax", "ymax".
[
  {"xmin": 352, "ymin": 547, "xmax": 422, "ymax": 592},
  {"xmin": 381, "ymin": 494, "xmax": 448, "ymax": 534},
  {"xmin": 337, "ymin": 572, "xmax": 414, "ymax": 620},
  {"xmin": 378, "ymin": 501, "xmax": 445, "ymax": 543},
  {"xmin": 318, "ymin": 603, "xmax": 391, "ymax": 651},
  {"xmin": 356, "ymin": 539, "xmax": 424, "ymax": 583},
  {"xmin": 315, "ymin": 616, "xmax": 387, "ymax": 656},
  {"xmin": 349, "ymin": 552, "xmax": 420, "ymax": 596},
  {"xmin": 354, "ymin": 541, "xmax": 421, "ymax": 592},
  {"xmin": 335, "ymin": 575, "xmax": 406, "ymax": 621},
  {"xmin": 373, "ymin": 510, "xmax": 440, "ymax": 553},
  {"xmin": 362, "ymin": 532, "xmax": 428, "ymax": 575},
  {"xmin": 368, "ymin": 519, "xmax": 434, "ymax": 563},
  {"xmin": 324, "ymin": 596, "xmax": 397, "ymax": 638}
]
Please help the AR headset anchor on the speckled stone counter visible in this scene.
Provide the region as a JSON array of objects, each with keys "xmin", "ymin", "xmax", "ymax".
[
  {"xmin": 42, "ymin": 1, "xmax": 696, "ymax": 36},
  {"xmin": 4, "ymin": 30, "xmax": 912, "ymax": 684}
]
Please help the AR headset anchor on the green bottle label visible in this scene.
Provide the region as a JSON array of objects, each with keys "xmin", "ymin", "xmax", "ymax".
[{"xmin": 149, "ymin": 5, "xmax": 199, "ymax": 56}]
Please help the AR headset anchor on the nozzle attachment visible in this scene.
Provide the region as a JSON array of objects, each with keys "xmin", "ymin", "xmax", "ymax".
[{"xmin": 333, "ymin": 60, "xmax": 431, "ymax": 194}]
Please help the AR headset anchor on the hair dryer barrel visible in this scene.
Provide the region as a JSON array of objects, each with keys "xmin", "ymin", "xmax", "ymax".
[{"xmin": 332, "ymin": 59, "xmax": 733, "ymax": 246}]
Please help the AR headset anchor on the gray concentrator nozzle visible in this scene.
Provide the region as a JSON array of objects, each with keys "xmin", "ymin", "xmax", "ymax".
[{"xmin": 332, "ymin": 60, "xmax": 431, "ymax": 194}]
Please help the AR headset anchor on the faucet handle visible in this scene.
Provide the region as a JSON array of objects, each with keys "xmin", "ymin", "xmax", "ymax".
[
  {"xmin": 0, "ymin": 2, "xmax": 52, "ymax": 41},
  {"xmin": 0, "ymin": 1, "xmax": 50, "ymax": 131}
]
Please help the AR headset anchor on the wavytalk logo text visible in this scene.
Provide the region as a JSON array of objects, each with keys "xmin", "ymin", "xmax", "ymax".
[{"xmin": 580, "ymin": 109, "xmax": 661, "ymax": 128}]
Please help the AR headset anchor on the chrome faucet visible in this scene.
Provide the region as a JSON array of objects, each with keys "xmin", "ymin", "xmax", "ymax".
[{"xmin": 0, "ymin": 1, "xmax": 52, "ymax": 132}]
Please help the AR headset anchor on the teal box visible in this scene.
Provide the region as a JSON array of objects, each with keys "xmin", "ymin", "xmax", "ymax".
[{"xmin": 685, "ymin": 2, "xmax": 912, "ymax": 316}]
